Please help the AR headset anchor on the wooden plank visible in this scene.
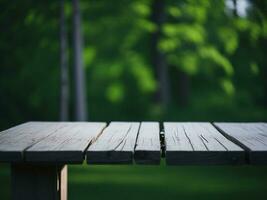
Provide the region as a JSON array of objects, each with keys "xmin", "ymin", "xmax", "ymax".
[
  {"xmin": 214, "ymin": 122, "xmax": 267, "ymax": 164},
  {"xmin": 87, "ymin": 122, "xmax": 140, "ymax": 164},
  {"xmin": 11, "ymin": 164, "xmax": 67, "ymax": 200},
  {"xmin": 164, "ymin": 122, "xmax": 245, "ymax": 165},
  {"xmin": 134, "ymin": 122, "xmax": 160, "ymax": 164},
  {"xmin": 25, "ymin": 122, "xmax": 106, "ymax": 163},
  {"xmin": 0, "ymin": 122, "xmax": 68, "ymax": 162}
]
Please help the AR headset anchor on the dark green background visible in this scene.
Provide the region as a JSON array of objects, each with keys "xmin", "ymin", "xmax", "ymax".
[
  {"xmin": 1, "ymin": 163, "xmax": 267, "ymax": 200},
  {"xmin": 0, "ymin": 0, "xmax": 266, "ymax": 199}
]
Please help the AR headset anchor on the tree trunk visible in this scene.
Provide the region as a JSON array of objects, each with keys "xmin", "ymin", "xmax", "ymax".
[
  {"xmin": 60, "ymin": 0, "xmax": 69, "ymax": 121},
  {"xmin": 232, "ymin": 0, "xmax": 238, "ymax": 17},
  {"xmin": 72, "ymin": 0, "xmax": 87, "ymax": 121},
  {"xmin": 151, "ymin": 0, "xmax": 170, "ymax": 108},
  {"xmin": 247, "ymin": 0, "xmax": 267, "ymax": 106}
]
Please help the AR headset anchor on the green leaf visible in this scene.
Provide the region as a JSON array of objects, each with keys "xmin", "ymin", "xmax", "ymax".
[
  {"xmin": 132, "ymin": 1, "xmax": 151, "ymax": 17},
  {"xmin": 83, "ymin": 47, "xmax": 96, "ymax": 68},
  {"xmin": 167, "ymin": 6, "xmax": 181, "ymax": 18},
  {"xmin": 218, "ymin": 27, "xmax": 238, "ymax": 54},
  {"xmin": 220, "ymin": 78, "xmax": 235, "ymax": 96},
  {"xmin": 199, "ymin": 46, "xmax": 234, "ymax": 76},
  {"xmin": 106, "ymin": 82, "xmax": 124, "ymax": 103},
  {"xmin": 250, "ymin": 62, "xmax": 259, "ymax": 75}
]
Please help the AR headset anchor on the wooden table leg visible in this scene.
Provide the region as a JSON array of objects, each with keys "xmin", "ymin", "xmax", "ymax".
[{"xmin": 11, "ymin": 164, "xmax": 67, "ymax": 200}]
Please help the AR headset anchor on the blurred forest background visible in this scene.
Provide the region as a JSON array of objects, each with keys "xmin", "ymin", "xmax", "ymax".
[
  {"xmin": 0, "ymin": 0, "xmax": 267, "ymax": 129},
  {"xmin": 0, "ymin": 0, "xmax": 267, "ymax": 200}
]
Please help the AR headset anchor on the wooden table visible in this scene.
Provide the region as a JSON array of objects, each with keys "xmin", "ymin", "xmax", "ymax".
[{"xmin": 0, "ymin": 121, "xmax": 266, "ymax": 200}]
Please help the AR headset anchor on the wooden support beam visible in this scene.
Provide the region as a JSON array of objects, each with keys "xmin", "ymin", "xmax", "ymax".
[{"xmin": 11, "ymin": 164, "xmax": 67, "ymax": 200}]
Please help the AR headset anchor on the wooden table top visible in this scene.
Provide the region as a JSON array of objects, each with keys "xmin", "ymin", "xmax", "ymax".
[{"xmin": 0, "ymin": 121, "xmax": 266, "ymax": 165}]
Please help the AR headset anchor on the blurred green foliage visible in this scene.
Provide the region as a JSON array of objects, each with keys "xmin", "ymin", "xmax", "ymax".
[{"xmin": 0, "ymin": 0, "xmax": 267, "ymax": 128}]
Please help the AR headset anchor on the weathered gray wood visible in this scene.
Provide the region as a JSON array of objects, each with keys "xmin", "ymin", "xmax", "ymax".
[
  {"xmin": 214, "ymin": 122, "xmax": 267, "ymax": 164},
  {"xmin": 25, "ymin": 122, "xmax": 106, "ymax": 163},
  {"xmin": 164, "ymin": 122, "xmax": 245, "ymax": 165},
  {"xmin": 134, "ymin": 122, "xmax": 160, "ymax": 164},
  {"xmin": 0, "ymin": 122, "xmax": 68, "ymax": 162},
  {"xmin": 11, "ymin": 164, "xmax": 67, "ymax": 200},
  {"xmin": 87, "ymin": 122, "xmax": 140, "ymax": 164}
]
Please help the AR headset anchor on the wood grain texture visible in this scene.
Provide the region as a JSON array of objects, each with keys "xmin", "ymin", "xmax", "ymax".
[
  {"xmin": 134, "ymin": 122, "xmax": 160, "ymax": 164},
  {"xmin": 164, "ymin": 122, "xmax": 245, "ymax": 165},
  {"xmin": 214, "ymin": 122, "xmax": 267, "ymax": 164},
  {"xmin": 11, "ymin": 164, "xmax": 67, "ymax": 200},
  {"xmin": 25, "ymin": 122, "xmax": 106, "ymax": 163},
  {"xmin": 87, "ymin": 122, "xmax": 140, "ymax": 164},
  {"xmin": 0, "ymin": 122, "xmax": 67, "ymax": 162}
]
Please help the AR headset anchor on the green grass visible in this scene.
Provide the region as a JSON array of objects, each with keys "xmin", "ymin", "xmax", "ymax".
[{"xmin": 1, "ymin": 162, "xmax": 267, "ymax": 200}]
